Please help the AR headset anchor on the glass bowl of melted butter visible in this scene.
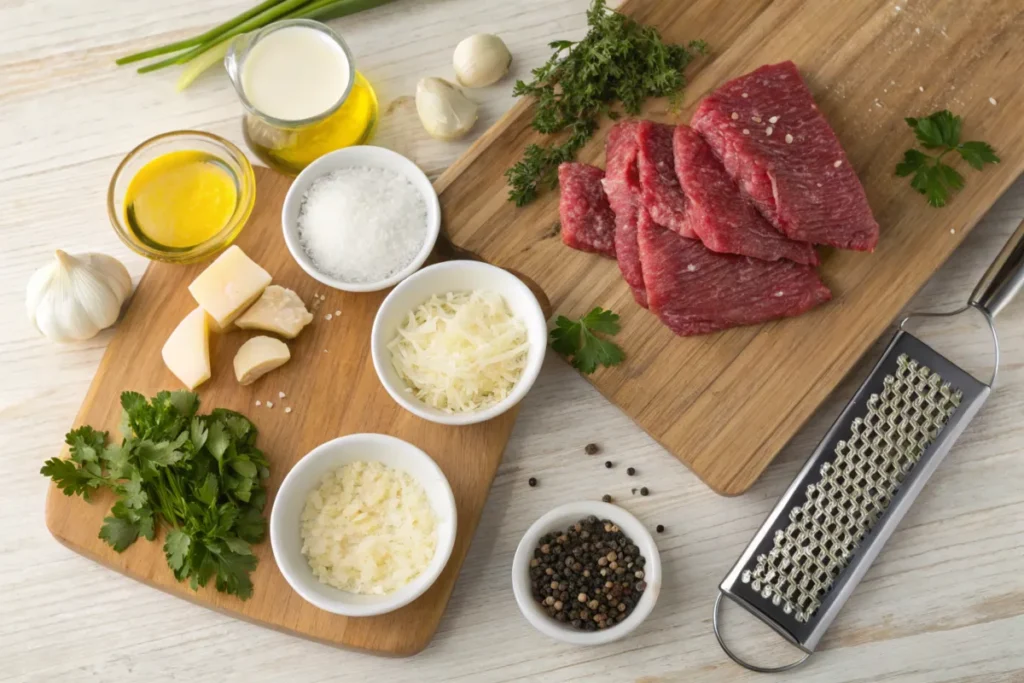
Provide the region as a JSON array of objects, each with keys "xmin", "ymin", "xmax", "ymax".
[{"xmin": 108, "ymin": 130, "xmax": 256, "ymax": 264}]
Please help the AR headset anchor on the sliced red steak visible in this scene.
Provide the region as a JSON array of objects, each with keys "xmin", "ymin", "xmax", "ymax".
[
  {"xmin": 691, "ymin": 61, "xmax": 879, "ymax": 251},
  {"xmin": 673, "ymin": 125, "xmax": 818, "ymax": 266},
  {"xmin": 637, "ymin": 208, "xmax": 832, "ymax": 336},
  {"xmin": 557, "ymin": 162, "xmax": 616, "ymax": 259},
  {"xmin": 602, "ymin": 120, "xmax": 647, "ymax": 307},
  {"xmin": 637, "ymin": 120, "xmax": 693, "ymax": 237}
]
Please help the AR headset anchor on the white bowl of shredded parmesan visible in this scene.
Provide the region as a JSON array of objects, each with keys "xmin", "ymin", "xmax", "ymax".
[
  {"xmin": 371, "ymin": 261, "xmax": 548, "ymax": 425},
  {"xmin": 282, "ymin": 146, "xmax": 440, "ymax": 292},
  {"xmin": 270, "ymin": 433, "xmax": 456, "ymax": 617}
]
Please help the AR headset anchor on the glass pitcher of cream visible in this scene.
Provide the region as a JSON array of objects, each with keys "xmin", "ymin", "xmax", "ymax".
[{"xmin": 225, "ymin": 19, "xmax": 378, "ymax": 175}]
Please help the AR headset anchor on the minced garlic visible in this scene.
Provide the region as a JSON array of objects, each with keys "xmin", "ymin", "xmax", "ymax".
[{"xmin": 300, "ymin": 461, "xmax": 437, "ymax": 595}]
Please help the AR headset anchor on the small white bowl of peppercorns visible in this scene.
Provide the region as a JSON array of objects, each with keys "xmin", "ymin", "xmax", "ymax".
[{"xmin": 512, "ymin": 501, "xmax": 662, "ymax": 645}]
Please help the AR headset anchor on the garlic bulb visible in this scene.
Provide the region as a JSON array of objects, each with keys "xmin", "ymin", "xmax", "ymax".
[
  {"xmin": 453, "ymin": 34, "xmax": 512, "ymax": 88},
  {"xmin": 415, "ymin": 77, "xmax": 479, "ymax": 141},
  {"xmin": 26, "ymin": 250, "xmax": 133, "ymax": 343}
]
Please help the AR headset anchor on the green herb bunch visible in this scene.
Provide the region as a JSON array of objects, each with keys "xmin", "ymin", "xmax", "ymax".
[
  {"xmin": 42, "ymin": 391, "xmax": 270, "ymax": 600},
  {"xmin": 505, "ymin": 0, "xmax": 706, "ymax": 206},
  {"xmin": 895, "ymin": 110, "xmax": 999, "ymax": 208}
]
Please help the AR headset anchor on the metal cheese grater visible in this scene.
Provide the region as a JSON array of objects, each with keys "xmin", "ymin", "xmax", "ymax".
[{"xmin": 713, "ymin": 218, "xmax": 1024, "ymax": 673}]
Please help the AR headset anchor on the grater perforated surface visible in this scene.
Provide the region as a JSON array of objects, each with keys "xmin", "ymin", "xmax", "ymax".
[{"xmin": 739, "ymin": 354, "xmax": 962, "ymax": 623}]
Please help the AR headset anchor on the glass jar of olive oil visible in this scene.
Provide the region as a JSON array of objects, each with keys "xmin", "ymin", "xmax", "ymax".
[{"xmin": 225, "ymin": 19, "xmax": 378, "ymax": 175}]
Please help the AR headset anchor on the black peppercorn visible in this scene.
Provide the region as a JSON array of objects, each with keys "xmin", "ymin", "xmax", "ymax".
[
  {"xmin": 528, "ymin": 515, "xmax": 648, "ymax": 632},
  {"xmin": 585, "ymin": 443, "xmax": 599, "ymax": 455},
  {"xmin": 602, "ymin": 494, "xmax": 612, "ymax": 503},
  {"xmin": 626, "ymin": 467, "xmax": 636, "ymax": 476},
  {"xmin": 528, "ymin": 477, "xmax": 537, "ymax": 487},
  {"xmin": 656, "ymin": 524, "xmax": 665, "ymax": 533},
  {"xmin": 604, "ymin": 461, "xmax": 613, "ymax": 469},
  {"xmin": 640, "ymin": 487, "xmax": 649, "ymax": 496}
]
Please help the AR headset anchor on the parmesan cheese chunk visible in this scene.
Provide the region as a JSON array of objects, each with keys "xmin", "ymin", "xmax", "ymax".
[
  {"xmin": 300, "ymin": 461, "xmax": 437, "ymax": 595},
  {"xmin": 233, "ymin": 335, "xmax": 290, "ymax": 385},
  {"xmin": 188, "ymin": 245, "xmax": 272, "ymax": 329},
  {"xmin": 161, "ymin": 307, "xmax": 211, "ymax": 390},
  {"xmin": 387, "ymin": 290, "xmax": 529, "ymax": 413},
  {"xmin": 235, "ymin": 285, "xmax": 313, "ymax": 339}
]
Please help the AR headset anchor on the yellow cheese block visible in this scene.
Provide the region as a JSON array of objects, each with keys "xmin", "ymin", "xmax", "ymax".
[
  {"xmin": 235, "ymin": 285, "xmax": 313, "ymax": 339},
  {"xmin": 161, "ymin": 307, "xmax": 211, "ymax": 390},
  {"xmin": 234, "ymin": 336, "xmax": 291, "ymax": 385},
  {"xmin": 188, "ymin": 245, "xmax": 272, "ymax": 329}
]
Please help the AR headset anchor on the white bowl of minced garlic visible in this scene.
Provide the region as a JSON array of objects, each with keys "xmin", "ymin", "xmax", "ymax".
[{"xmin": 270, "ymin": 433, "xmax": 457, "ymax": 617}]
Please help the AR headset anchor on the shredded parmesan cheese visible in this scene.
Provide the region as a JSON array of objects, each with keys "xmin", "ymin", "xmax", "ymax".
[
  {"xmin": 388, "ymin": 290, "xmax": 529, "ymax": 413},
  {"xmin": 301, "ymin": 461, "xmax": 437, "ymax": 595}
]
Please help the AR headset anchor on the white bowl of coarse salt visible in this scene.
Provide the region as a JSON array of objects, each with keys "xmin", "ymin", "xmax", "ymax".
[
  {"xmin": 270, "ymin": 433, "xmax": 457, "ymax": 617},
  {"xmin": 282, "ymin": 146, "xmax": 441, "ymax": 292}
]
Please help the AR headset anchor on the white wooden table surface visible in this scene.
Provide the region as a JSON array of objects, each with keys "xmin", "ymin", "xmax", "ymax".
[{"xmin": 2, "ymin": 1, "xmax": 1023, "ymax": 681}]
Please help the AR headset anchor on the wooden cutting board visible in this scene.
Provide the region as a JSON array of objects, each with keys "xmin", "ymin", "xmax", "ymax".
[
  {"xmin": 437, "ymin": 0, "xmax": 1024, "ymax": 495},
  {"xmin": 45, "ymin": 167, "xmax": 518, "ymax": 656}
]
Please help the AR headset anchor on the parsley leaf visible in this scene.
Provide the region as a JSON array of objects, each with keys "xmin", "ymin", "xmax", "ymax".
[
  {"xmin": 506, "ymin": 0, "xmax": 706, "ymax": 205},
  {"xmin": 897, "ymin": 110, "xmax": 999, "ymax": 207},
  {"xmin": 40, "ymin": 391, "xmax": 269, "ymax": 600},
  {"xmin": 99, "ymin": 514, "xmax": 142, "ymax": 552},
  {"xmin": 550, "ymin": 307, "xmax": 626, "ymax": 374}
]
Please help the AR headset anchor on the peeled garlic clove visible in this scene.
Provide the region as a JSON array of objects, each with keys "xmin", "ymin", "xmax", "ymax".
[
  {"xmin": 453, "ymin": 34, "xmax": 512, "ymax": 88},
  {"xmin": 415, "ymin": 77, "xmax": 479, "ymax": 141}
]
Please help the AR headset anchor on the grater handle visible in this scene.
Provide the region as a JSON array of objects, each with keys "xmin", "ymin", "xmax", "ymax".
[{"xmin": 969, "ymin": 217, "xmax": 1024, "ymax": 318}]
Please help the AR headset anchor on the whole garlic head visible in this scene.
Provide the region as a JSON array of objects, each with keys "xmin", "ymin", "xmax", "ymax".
[
  {"xmin": 453, "ymin": 34, "xmax": 512, "ymax": 88},
  {"xmin": 26, "ymin": 250, "xmax": 133, "ymax": 343},
  {"xmin": 415, "ymin": 77, "xmax": 479, "ymax": 141}
]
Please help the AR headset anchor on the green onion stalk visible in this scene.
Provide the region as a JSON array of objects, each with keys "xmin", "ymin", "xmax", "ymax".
[{"xmin": 117, "ymin": 0, "xmax": 397, "ymax": 89}]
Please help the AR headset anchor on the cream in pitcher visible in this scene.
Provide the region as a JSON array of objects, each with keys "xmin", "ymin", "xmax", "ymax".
[{"xmin": 226, "ymin": 19, "xmax": 378, "ymax": 174}]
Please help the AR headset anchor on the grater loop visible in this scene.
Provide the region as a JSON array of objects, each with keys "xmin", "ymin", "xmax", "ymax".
[{"xmin": 739, "ymin": 354, "xmax": 961, "ymax": 623}]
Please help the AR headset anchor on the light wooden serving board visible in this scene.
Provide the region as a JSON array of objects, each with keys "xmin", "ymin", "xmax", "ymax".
[
  {"xmin": 437, "ymin": 0, "xmax": 1024, "ymax": 495},
  {"xmin": 45, "ymin": 167, "xmax": 518, "ymax": 656}
]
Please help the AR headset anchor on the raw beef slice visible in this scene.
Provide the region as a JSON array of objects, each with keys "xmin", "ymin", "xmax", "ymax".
[
  {"xmin": 673, "ymin": 125, "xmax": 818, "ymax": 266},
  {"xmin": 602, "ymin": 120, "xmax": 647, "ymax": 307},
  {"xmin": 558, "ymin": 162, "xmax": 616, "ymax": 258},
  {"xmin": 691, "ymin": 61, "xmax": 879, "ymax": 251},
  {"xmin": 637, "ymin": 209, "xmax": 831, "ymax": 336},
  {"xmin": 637, "ymin": 120, "xmax": 693, "ymax": 237}
]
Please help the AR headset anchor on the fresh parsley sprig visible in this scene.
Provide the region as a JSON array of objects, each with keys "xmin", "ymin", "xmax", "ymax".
[
  {"xmin": 895, "ymin": 110, "xmax": 999, "ymax": 208},
  {"xmin": 550, "ymin": 307, "xmax": 626, "ymax": 374},
  {"xmin": 42, "ymin": 391, "xmax": 269, "ymax": 600},
  {"xmin": 505, "ymin": 0, "xmax": 706, "ymax": 206}
]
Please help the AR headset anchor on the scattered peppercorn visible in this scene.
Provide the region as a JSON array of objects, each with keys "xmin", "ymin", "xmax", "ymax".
[
  {"xmin": 528, "ymin": 477, "xmax": 538, "ymax": 487},
  {"xmin": 640, "ymin": 487, "xmax": 650, "ymax": 496},
  {"xmin": 528, "ymin": 516, "xmax": 647, "ymax": 631},
  {"xmin": 656, "ymin": 524, "xmax": 665, "ymax": 533},
  {"xmin": 585, "ymin": 443, "xmax": 600, "ymax": 455},
  {"xmin": 602, "ymin": 494, "xmax": 612, "ymax": 503},
  {"xmin": 626, "ymin": 467, "xmax": 636, "ymax": 476},
  {"xmin": 604, "ymin": 461, "xmax": 613, "ymax": 469}
]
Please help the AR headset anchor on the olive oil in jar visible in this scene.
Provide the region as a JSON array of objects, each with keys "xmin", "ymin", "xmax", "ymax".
[
  {"xmin": 124, "ymin": 150, "xmax": 239, "ymax": 250},
  {"xmin": 227, "ymin": 20, "xmax": 378, "ymax": 175}
]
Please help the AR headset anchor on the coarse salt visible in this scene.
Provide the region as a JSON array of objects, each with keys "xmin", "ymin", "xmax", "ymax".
[
  {"xmin": 298, "ymin": 167, "xmax": 427, "ymax": 284},
  {"xmin": 285, "ymin": 407, "xmax": 293, "ymax": 414},
  {"xmin": 255, "ymin": 400, "xmax": 262, "ymax": 406},
  {"xmin": 989, "ymin": 97, "xmax": 997, "ymax": 105},
  {"xmin": 325, "ymin": 313, "xmax": 333, "ymax": 321},
  {"xmin": 765, "ymin": 126, "xmax": 773, "ymax": 136},
  {"xmin": 266, "ymin": 401, "xmax": 274, "ymax": 408},
  {"xmin": 335, "ymin": 310, "xmax": 341, "ymax": 316},
  {"xmin": 785, "ymin": 134, "xmax": 794, "ymax": 144},
  {"xmin": 731, "ymin": 112, "xmax": 739, "ymax": 120},
  {"xmin": 768, "ymin": 115, "xmax": 779, "ymax": 124},
  {"xmin": 742, "ymin": 129, "xmax": 750, "ymax": 135},
  {"xmin": 834, "ymin": 160, "xmax": 843, "ymax": 168},
  {"xmin": 279, "ymin": 391, "xmax": 286, "ymax": 398}
]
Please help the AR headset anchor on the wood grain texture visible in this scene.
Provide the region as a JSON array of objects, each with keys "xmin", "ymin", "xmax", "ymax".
[
  {"xmin": 4, "ymin": 0, "xmax": 1024, "ymax": 680},
  {"xmin": 439, "ymin": 0, "xmax": 1024, "ymax": 495},
  {"xmin": 44, "ymin": 167, "xmax": 519, "ymax": 656}
]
